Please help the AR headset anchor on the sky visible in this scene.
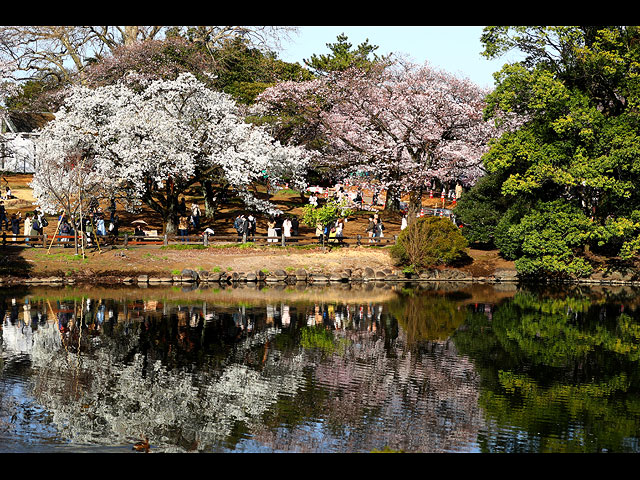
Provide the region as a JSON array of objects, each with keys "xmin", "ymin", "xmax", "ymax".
[{"xmin": 278, "ymin": 26, "xmax": 520, "ymax": 90}]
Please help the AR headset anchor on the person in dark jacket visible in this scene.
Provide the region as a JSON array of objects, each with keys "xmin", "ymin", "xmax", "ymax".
[
  {"xmin": 10, "ymin": 213, "xmax": 20, "ymax": 241},
  {"xmin": 0, "ymin": 201, "xmax": 7, "ymax": 230}
]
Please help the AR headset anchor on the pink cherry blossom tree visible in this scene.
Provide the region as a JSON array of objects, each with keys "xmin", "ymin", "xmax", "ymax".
[{"xmin": 256, "ymin": 60, "xmax": 498, "ymax": 217}]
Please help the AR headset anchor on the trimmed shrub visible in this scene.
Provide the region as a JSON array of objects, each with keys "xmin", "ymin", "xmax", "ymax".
[{"xmin": 390, "ymin": 216, "xmax": 468, "ymax": 269}]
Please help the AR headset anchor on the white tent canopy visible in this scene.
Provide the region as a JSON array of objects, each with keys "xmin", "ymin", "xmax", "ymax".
[{"xmin": 0, "ymin": 133, "xmax": 36, "ymax": 173}]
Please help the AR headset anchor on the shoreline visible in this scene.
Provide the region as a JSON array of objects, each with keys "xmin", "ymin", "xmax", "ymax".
[{"xmin": 2, "ymin": 265, "xmax": 640, "ymax": 288}]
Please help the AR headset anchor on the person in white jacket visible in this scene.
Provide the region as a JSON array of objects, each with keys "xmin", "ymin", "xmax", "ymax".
[{"xmin": 23, "ymin": 213, "xmax": 32, "ymax": 245}]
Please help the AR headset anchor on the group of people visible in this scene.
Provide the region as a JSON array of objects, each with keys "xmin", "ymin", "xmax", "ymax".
[
  {"xmin": 308, "ymin": 185, "xmax": 366, "ymax": 209},
  {"xmin": 1, "ymin": 208, "xmax": 48, "ymax": 244},
  {"xmin": 365, "ymin": 214, "xmax": 385, "ymax": 242},
  {"xmin": 234, "ymin": 213, "xmax": 257, "ymax": 241},
  {"xmin": 235, "ymin": 213, "xmax": 300, "ymax": 243},
  {"xmin": 315, "ymin": 217, "xmax": 349, "ymax": 244},
  {"xmin": 0, "ymin": 192, "xmax": 122, "ymax": 248},
  {"xmin": 177, "ymin": 200, "xmax": 202, "ymax": 241},
  {"xmin": 1, "ymin": 186, "xmax": 13, "ymax": 200}
]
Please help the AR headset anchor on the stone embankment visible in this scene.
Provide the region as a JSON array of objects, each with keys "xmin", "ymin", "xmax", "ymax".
[
  {"xmin": 5, "ymin": 265, "xmax": 640, "ymax": 286},
  {"xmin": 5, "ymin": 266, "xmax": 512, "ymax": 286}
]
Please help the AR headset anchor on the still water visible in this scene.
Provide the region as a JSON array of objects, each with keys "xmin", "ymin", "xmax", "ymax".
[{"xmin": 1, "ymin": 280, "xmax": 640, "ymax": 453}]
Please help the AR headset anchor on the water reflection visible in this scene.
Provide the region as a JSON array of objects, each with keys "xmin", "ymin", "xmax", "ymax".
[{"xmin": 1, "ymin": 282, "xmax": 640, "ymax": 452}]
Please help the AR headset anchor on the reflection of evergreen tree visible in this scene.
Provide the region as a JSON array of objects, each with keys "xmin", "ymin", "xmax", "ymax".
[
  {"xmin": 454, "ymin": 289, "xmax": 640, "ymax": 453},
  {"xmin": 387, "ymin": 289, "xmax": 468, "ymax": 343}
]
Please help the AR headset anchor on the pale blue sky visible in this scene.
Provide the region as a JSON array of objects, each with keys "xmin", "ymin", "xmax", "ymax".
[{"xmin": 279, "ymin": 26, "xmax": 520, "ymax": 89}]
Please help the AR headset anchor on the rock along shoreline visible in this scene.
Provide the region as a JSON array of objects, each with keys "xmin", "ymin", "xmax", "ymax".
[{"xmin": 2, "ymin": 266, "xmax": 640, "ymax": 287}]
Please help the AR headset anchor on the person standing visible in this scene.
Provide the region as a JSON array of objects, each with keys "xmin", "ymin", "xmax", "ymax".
[
  {"xmin": 10, "ymin": 213, "xmax": 20, "ymax": 242},
  {"xmin": 374, "ymin": 217, "xmax": 384, "ymax": 242},
  {"xmin": 108, "ymin": 198, "xmax": 117, "ymax": 222},
  {"xmin": 60, "ymin": 217, "xmax": 72, "ymax": 247},
  {"xmin": 109, "ymin": 214, "xmax": 120, "ymax": 238},
  {"xmin": 191, "ymin": 202, "xmax": 201, "ymax": 229},
  {"xmin": 401, "ymin": 214, "xmax": 408, "ymax": 231},
  {"xmin": 240, "ymin": 214, "xmax": 249, "ymax": 242},
  {"xmin": 234, "ymin": 214, "xmax": 247, "ymax": 242},
  {"xmin": 335, "ymin": 217, "xmax": 345, "ymax": 242},
  {"xmin": 0, "ymin": 201, "xmax": 8, "ymax": 230},
  {"xmin": 23, "ymin": 213, "xmax": 32, "ymax": 245},
  {"xmin": 283, "ymin": 216, "xmax": 292, "ymax": 239},
  {"xmin": 366, "ymin": 216, "xmax": 375, "ymax": 243},
  {"xmin": 178, "ymin": 215, "xmax": 189, "ymax": 243},
  {"xmin": 291, "ymin": 216, "xmax": 299, "ymax": 242},
  {"xmin": 247, "ymin": 214, "xmax": 256, "ymax": 241},
  {"xmin": 96, "ymin": 214, "xmax": 107, "ymax": 236},
  {"xmin": 31, "ymin": 212, "xmax": 42, "ymax": 237},
  {"xmin": 315, "ymin": 223, "xmax": 323, "ymax": 243},
  {"xmin": 267, "ymin": 218, "xmax": 277, "ymax": 243},
  {"xmin": 233, "ymin": 214, "xmax": 242, "ymax": 241}
]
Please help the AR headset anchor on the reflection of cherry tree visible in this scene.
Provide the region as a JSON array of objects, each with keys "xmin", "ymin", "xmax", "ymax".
[
  {"xmin": 257, "ymin": 60, "xmax": 498, "ymax": 215},
  {"xmin": 11, "ymin": 295, "xmax": 481, "ymax": 452},
  {"xmin": 252, "ymin": 330, "xmax": 481, "ymax": 453}
]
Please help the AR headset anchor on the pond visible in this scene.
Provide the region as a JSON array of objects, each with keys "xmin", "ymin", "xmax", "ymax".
[{"xmin": 1, "ymin": 281, "xmax": 640, "ymax": 453}]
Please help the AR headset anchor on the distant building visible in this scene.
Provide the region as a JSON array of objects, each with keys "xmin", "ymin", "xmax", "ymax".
[{"xmin": 0, "ymin": 111, "xmax": 54, "ymax": 173}]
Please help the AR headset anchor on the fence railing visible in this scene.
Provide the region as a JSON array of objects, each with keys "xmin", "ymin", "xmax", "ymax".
[{"xmin": 0, "ymin": 231, "xmax": 397, "ymax": 249}]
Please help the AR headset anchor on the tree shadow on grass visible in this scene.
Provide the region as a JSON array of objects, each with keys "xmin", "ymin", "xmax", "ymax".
[{"xmin": 0, "ymin": 246, "xmax": 35, "ymax": 279}]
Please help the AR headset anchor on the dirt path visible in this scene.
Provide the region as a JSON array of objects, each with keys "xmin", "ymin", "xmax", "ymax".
[{"xmin": 0, "ymin": 173, "xmax": 515, "ymax": 279}]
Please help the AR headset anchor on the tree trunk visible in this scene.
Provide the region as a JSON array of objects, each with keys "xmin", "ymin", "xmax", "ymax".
[
  {"xmin": 383, "ymin": 184, "xmax": 402, "ymax": 212},
  {"xmin": 163, "ymin": 194, "xmax": 180, "ymax": 235},
  {"xmin": 201, "ymin": 180, "xmax": 218, "ymax": 218},
  {"xmin": 123, "ymin": 26, "xmax": 140, "ymax": 45},
  {"xmin": 407, "ymin": 188, "xmax": 424, "ymax": 225}
]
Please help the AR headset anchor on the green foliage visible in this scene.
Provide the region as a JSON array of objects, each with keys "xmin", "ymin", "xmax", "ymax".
[
  {"xmin": 466, "ymin": 26, "xmax": 640, "ymax": 274},
  {"xmin": 389, "ymin": 217, "xmax": 468, "ymax": 269},
  {"xmin": 5, "ymin": 76, "xmax": 67, "ymax": 111},
  {"xmin": 300, "ymin": 326, "xmax": 349, "ymax": 355},
  {"xmin": 160, "ymin": 244, "xmax": 207, "ymax": 250},
  {"xmin": 213, "ymin": 38, "xmax": 314, "ymax": 104},
  {"xmin": 455, "ymin": 172, "xmax": 520, "ymax": 246},
  {"xmin": 495, "ymin": 201, "xmax": 596, "ymax": 277},
  {"xmin": 301, "ymin": 199, "xmax": 352, "ymax": 230},
  {"xmin": 453, "ymin": 288, "xmax": 640, "ymax": 452},
  {"xmin": 303, "ymin": 33, "xmax": 388, "ymax": 75}
]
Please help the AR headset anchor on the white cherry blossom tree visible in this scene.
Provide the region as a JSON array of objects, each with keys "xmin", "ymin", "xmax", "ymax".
[{"xmin": 32, "ymin": 73, "xmax": 310, "ymax": 234}]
